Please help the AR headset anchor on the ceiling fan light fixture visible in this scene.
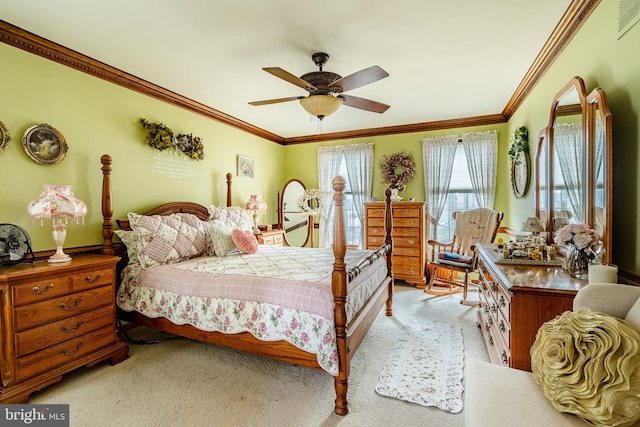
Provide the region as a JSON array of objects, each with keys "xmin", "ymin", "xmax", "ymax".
[{"xmin": 299, "ymin": 95, "xmax": 343, "ymax": 120}]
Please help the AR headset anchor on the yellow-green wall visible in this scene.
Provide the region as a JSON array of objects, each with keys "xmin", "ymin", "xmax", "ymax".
[
  {"xmin": 0, "ymin": 44, "xmax": 284, "ymax": 251},
  {"xmin": 1, "ymin": 1, "xmax": 639, "ymax": 277}
]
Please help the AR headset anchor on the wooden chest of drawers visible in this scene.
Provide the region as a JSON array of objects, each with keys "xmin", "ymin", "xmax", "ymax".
[
  {"xmin": 255, "ymin": 229, "xmax": 284, "ymax": 246},
  {"xmin": 0, "ymin": 254, "xmax": 129, "ymax": 403},
  {"xmin": 365, "ymin": 201, "xmax": 426, "ymax": 287},
  {"xmin": 476, "ymin": 244, "xmax": 586, "ymax": 371}
]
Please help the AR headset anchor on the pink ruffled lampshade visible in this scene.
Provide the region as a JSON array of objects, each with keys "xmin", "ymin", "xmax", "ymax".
[{"xmin": 28, "ymin": 185, "xmax": 87, "ymax": 263}]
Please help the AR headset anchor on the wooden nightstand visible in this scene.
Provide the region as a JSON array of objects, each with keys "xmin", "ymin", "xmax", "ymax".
[
  {"xmin": 0, "ymin": 254, "xmax": 129, "ymax": 403},
  {"xmin": 255, "ymin": 229, "xmax": 284, "ymax": 246}
]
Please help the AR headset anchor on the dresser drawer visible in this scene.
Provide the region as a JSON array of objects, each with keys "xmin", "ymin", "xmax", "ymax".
[
  {"xmin": 367, "ymin": 207, "xmax": 385, "ymax": 218},
  {"xmin": 71, "ymin": 268, "xmax": 115, "ymax": 290},
  {"xmin": 366, "ymin": 236, "xmax": 386, "ymax": 248},
  {"xmin": 392, "ymin": 207, "xmax": 421, "ymax": 218},
  {"xmin": 367, "ymin": 226, "xmax": 385, "ymax": 236},
  {"xmin": 12, "ymin": 267, "xmax": 115, "ymax": 306},
  {"xmin": 15, "ymin": 327, "xmax": 117, "ymax": 382},
  {"xmin": 393, "ymin": 217, "xmax": 422, "ymax": 227},
  {"xmin": 393, "ymin": 246, "xmax": 421, "ymax": 257},
  {"xmin": 15, "ymin": 305, "xmax": 115, "ymax": 357},
  {"xmin": 393, "ymin": 257, "xmax": 422, "ymax": 278},
  {"xmin": 392, "ymin": 227, "xmax": 420, "ymax": 238},
  {"xmin": 392, "ymin": 236, "xmax": 421, "ymax": 248},
  {"xmin": 12, "ymin": 276, "xmax": 72, "ymax": 306},
  {"xmin": 367, "ymin": 217, "xmax": 385, "ymax": 227},
  {"xmin": 14, "ymin": 286, "xmax": 114, "ymax": 331}
]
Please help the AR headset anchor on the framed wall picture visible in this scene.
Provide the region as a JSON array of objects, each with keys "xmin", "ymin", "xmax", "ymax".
[
  {"xmin": 0, "ymin": 121, "xmax": 10, "ymax": 155},
  {"xmin": 21, "ymin": 123, "xmax": 68, "ymax": 165},
  {"xmin": 237, "ymin": 155, "xmax": 254, "ymax": 178}
]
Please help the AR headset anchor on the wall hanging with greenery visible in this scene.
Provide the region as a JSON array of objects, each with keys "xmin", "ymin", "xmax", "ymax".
[
  {"xmin": 508, "ymin": 126, "xmax": 529, "ymax": 163},
  {"xmin": 140, "ymin": 118, "xmax": 205, "ymax": 160}
]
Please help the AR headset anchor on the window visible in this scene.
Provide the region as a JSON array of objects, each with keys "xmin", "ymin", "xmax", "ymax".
[
  {"xmin": 437, "ymin": 144, "xmax": 479, "ymax": 242},
  {"xmin": 324, "ymin": 157, "xmax": 362, "ymax": 247},
  {"xmin": 317, "ymin": 143, "xmax": 373, "ymax": 249}
]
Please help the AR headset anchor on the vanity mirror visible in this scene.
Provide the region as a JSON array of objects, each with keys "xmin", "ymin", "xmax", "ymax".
[
  {"xmin": 279, "ymin": 179, "xmax": 311, "ymax": 247},
  {"xmin": 535, "ymin": 76, "xmax": 612, "ymax": 264}
]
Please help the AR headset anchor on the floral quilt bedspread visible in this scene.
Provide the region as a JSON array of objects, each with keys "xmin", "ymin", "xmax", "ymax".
[{"xmin": 117, "ymin": 245, "xmax": 388, "ymax": 375}]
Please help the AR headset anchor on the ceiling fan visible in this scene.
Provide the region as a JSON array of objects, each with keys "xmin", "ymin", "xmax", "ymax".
[{"xmin": 249, "ymin": 52, "xmax": 390, "ymax": 120}]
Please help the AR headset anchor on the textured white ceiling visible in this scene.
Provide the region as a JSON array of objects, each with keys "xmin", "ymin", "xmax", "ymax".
[{"xmin": 0, "ymin": 0, "xmax": 572, "ymax": 138}]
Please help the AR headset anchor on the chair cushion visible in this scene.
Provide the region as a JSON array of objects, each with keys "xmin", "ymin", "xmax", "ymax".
[{"xmin": 438, "ymin": 252, "xmax": 472, "ymax": 264}]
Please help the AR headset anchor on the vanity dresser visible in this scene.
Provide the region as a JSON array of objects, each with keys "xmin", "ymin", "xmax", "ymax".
[
  {"xmin": 476, "ymin": 244, "xmax": 587, "ymax": 371},
  {"xmin": 364, "ymin": 201, "xmax": 426, "ymax": 287}
]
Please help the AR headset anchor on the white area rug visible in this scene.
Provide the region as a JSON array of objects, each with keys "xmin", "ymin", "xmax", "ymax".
[{"xmin": 375, "ymin": 317, "xmax": 465, "ymax": 413}]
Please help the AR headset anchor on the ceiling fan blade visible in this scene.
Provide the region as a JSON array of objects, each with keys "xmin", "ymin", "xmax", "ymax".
[
  {"xmin": 340, "ymin": 94, "xmax": 390, "ymax": 113},
  {"xmin": 249, "ymin": 96, "xmax": 302, "ymax": 106},
  {"xmin": 329, "ymin": 66, "xmax": 389, "ymax": 93},
  {"xmin": 263, "ymin": 67, "xmax": 317, "ymax": 91}
]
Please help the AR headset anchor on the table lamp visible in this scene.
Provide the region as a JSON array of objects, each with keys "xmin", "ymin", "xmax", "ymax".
[
  {"xmin": 28, "ymin": 184, "xmax": 87, "ymax": 263},
  {"xmin": 245, "ymin": 194, "xmax": 267, "ymax": 233},
  {"xmin": 521, "ymin": 216, "xmax": 544, "ymax": 234}
]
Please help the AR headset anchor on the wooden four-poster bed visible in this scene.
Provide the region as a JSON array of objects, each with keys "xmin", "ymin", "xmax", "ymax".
[{"xmin": 99, "ymin": 154, "xmax": 394, "ymax": 415}]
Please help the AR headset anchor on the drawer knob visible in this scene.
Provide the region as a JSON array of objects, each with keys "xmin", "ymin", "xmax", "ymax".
[
  {"xmin": 84, "ymin": 274, "xmax": 103, "ymax": 283},
  {"xmin": 61, "ymin": 320, "xmax": 84, "ymax": 333},
  {"xmin": 32, "ymin": 283, "xmax": 54, "ymax": 294},
  {"xmin": 61, "ymin": 342, "xmax": 84, "ymax": 356},
  {"xmin": 408, "ymin": 239, "xmax": 416, "ymax": 245},
  {"xmin": 60, "ymin": 298, "xmax": 83, "ymax": 310}
]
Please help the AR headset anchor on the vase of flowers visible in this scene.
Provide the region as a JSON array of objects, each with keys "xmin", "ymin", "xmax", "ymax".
[{"xmin": 554, "ymin": 223, "xmax": 600, "ymax": 279}]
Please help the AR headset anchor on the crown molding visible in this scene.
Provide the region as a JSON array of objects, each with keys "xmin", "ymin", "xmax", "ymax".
[{"xmin": 1, "ymin": 1, "xmax": 600, "ymax": 145}]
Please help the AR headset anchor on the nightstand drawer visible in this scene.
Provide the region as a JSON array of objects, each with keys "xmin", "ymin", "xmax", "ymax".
[
  {"xmin": 14, "ymin": 286, "xmax": 113, "ymax": 331},
  {"xmin": 15, "ymin": 327, "xmax": 116, "ymax": 382},
  {"xmin": 71, "ymin": 268, "xmax": 115, "ymax": 290},
  {"xmin": 12, "ymin": 276, "xmax": 73, "ymax": 306},
  {"xmin": 15, "ymin": 305, "xmax": 115, "ymax": 357}
]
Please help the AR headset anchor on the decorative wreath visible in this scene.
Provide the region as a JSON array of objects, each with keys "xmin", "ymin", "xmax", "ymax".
[
  {"xmin": 140, "ymin": 118, "xmax": 205, "ymax": 160},
  {"xmin": 297, "ymin": 189, "xmax": 324, "ymax": 216},
  {"xmin": 379, "ymin": 151, "xmax": 415, "ymax": 192}
]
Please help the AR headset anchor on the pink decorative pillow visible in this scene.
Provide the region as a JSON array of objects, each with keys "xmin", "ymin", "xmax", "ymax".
[{"xmin": 231, "ymin": 229, "xmax": 258, "ymax": 254}]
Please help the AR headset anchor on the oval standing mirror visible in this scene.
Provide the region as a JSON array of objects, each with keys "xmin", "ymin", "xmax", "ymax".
[
  {"xmin": 548, "ymin": 76, "xmax": 587, "ymax": 235},
  {"xmin": 280, "ymin": 179, "xmax": 310, "ymax": 247},
  {"xmin": 587, "ymin": 87, "xmax": 612, "ymax": 264}
]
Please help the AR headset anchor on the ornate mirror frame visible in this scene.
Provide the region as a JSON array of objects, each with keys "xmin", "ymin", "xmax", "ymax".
[
  {"xmin": 535, "ymin": 76, "xmax": 613, "ymax": 264},
  {"xmin": 278, "ymin": 179, "xmax": 311, "ymax": 247},
  {"xmin": 586, "ymin": 87, "xmax": 613, "ymax": 264}
]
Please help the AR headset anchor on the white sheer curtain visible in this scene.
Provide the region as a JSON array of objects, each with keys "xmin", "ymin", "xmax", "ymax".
[
  {"xmin": 461, "ymin": 130, "xmax": 498, "ymax": 209},
  {"xmin": 421, "ymin": 135, "xmax": 458, "ymax": 242},
  {"xmin": 554, "ymin": 121, "xmax": 584, "ymax": 223},
  {"xmin": 317, "ymin": 143, "xmax": 373, "ymax": 248},
  {"xmin": 343, "ymin": 143, "xmax": 373, "ymax": 248}
]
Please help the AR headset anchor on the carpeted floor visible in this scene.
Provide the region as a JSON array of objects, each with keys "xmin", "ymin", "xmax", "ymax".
[{"xmin": 31, "ymin": 282, "xmax": 489, "ymax": 427}]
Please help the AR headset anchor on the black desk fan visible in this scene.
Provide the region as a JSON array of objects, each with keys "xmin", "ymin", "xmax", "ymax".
[{"xmin": 0, "ymin": 223, "xmax": 35, "ymax": 266}]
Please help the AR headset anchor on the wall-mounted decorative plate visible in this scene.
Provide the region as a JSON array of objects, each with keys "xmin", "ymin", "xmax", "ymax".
[
  {"xmin": 0, "ymin": 120, "xmax": 10, "ymax": 154},
  {"xmin": 21, "ymin": 123, "xmax": 68, "ymax": 165},
  {"xmin": 511, "ymin": 150, "xmax": 530, "ymax": 199}
]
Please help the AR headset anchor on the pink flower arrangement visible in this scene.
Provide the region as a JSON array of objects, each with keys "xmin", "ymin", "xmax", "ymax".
[
  {"xmin": 379, "ymin": 151, "xmax": 415, "ymax": 192},
  {"xmin": 554, "ymin": 223, "xmax": 600, "ymax": 250}
]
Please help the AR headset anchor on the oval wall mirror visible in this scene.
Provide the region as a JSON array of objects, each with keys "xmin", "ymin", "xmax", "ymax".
[{"xmin": 280, "ymin": 179, "xmax": 311, "ymax": 247}]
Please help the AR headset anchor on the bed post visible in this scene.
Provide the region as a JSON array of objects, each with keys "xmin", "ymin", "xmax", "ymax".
[
  {"xmin": 384, "ymin": 187, "xmax": 393, "ymax": 316},
  {"xmin": 226, "ymin": 173, "xmax": 232, "ymax": 207},
  {"xmin": 331, "ymin": 176, "xmax": 349, "ymax": 416},
  {"xmin": 101, "ymin": 154, "xmax": 115, "ymax": 256}
]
